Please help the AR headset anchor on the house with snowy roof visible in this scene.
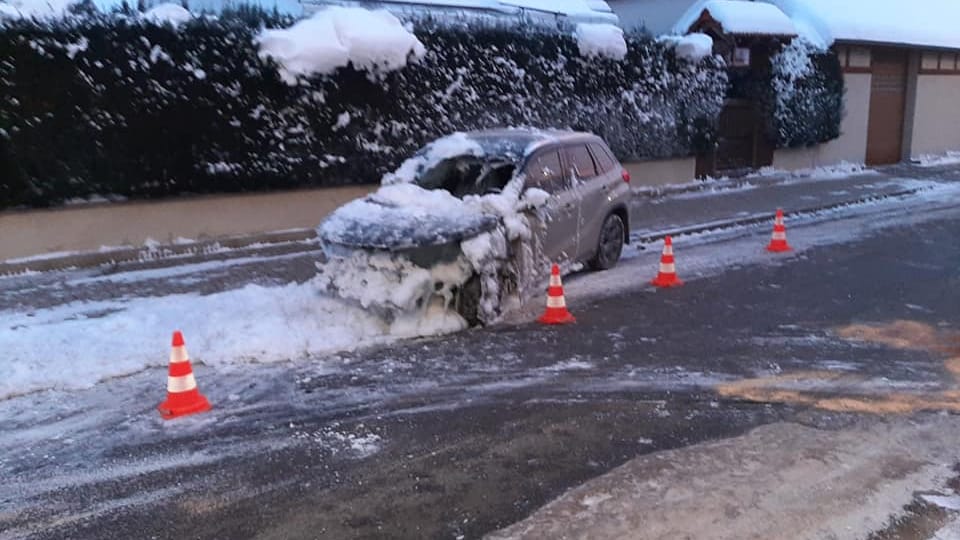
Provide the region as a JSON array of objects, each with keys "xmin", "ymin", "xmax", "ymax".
[{"xmin": 610, "ymin": 0, "xmax": 960, "ymax": 175}]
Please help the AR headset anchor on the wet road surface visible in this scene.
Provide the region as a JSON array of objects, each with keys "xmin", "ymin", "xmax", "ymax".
[{"xmin": 2, "ymin": 200, "xmax": 959, "ymax": 538}]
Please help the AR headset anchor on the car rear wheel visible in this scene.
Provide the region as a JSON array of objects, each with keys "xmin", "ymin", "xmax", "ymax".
[{"xmin": 590, "ymin": 213, "xmax": 624, "ymax": 271}]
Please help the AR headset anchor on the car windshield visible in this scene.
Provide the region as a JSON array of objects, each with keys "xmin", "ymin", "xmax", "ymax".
[{"xmin": 416, "ymin": 155, "xmax": 516, "ymax": 198}]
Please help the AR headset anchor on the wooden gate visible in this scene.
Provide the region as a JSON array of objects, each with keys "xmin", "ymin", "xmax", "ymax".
[
  {"xmin": 704, "ymin": 99, "xmax": 774, "ymax": 177},
  {"xmin": 866, "ymin": 49, "xmax": 909, "ymax": 165}
]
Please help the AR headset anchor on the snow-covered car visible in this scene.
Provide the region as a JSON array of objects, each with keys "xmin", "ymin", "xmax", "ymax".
[{"xmin": 317, "ymin": 128, "xmax": 633, "ymax": 328}]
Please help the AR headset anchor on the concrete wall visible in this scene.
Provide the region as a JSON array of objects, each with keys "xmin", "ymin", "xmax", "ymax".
[
  {"xmin": 773, "ymin": 72, "xmax": 872, "ymax": 170},
  {"xmin": 623, "ymin": 157, "xmax": 697, "ymax": 187},
  {"xmin": 0, "ymin": 155, "xmax": 698, "ymax": 262},
  {"xmin": 0, "ymin": 185, "xmax": 375, "ymax": 262},
  {"xmin": 908, "ymin": 74, "xmax": 960, "ymax": 158}
]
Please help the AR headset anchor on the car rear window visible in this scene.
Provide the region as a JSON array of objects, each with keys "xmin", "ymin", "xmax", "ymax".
[
  {"xmin": 567, "ymin": 145, "xmax": 598, "ymax": 179},
  {"xmin": 589, "ymin": 143, "xmax": 616, "ymax": 174},
  {"xmin": 525, "ymin": 150, "xmax": 565, "ymax": 194}
]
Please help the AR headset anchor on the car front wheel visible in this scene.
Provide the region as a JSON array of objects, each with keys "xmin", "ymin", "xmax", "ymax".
[{"xmin": 590, "ymin": 213, "xmax": 624, "ymax": 271}]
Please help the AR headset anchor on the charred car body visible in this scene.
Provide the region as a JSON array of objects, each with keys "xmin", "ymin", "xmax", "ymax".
[{"xmin": 318, "ymin": 128, "xmax": 633, "ymax": 327}]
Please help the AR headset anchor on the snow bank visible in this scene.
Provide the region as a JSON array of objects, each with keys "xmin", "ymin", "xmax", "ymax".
[
  {"xmin": 0, "ymin": 0, "xmax": 77, "ymax": 19},
  {"xmin": 765, "ymin": 0, "xmax": 960, "ymax": 50},
  {"xmin": 0, "ymin": 283, "xmax": 367, "ymax": 399},
  {"xmin": 916, "ymin": 151, "xmax": 960, "ymax": 168},
  {"xmin": 662, "ymin": 33, "xmax": 714, "ymax": 62},
  {"xmin": 0, "ymin": 276, "xmax": 486, "ymax": 400},
  {"xmin": 143, "ymin": 3, "xmax": 193, "ymax": 27},
  {"xmin": 574, "ymin": 23, "xmax": 627, "ymax": 61},
  {"xmin": 699, "ymin": 0, "xmax": 796, "ymax": 36},
  {"xmin": 257, "ymin": 6, "xmax": 426, "ymax": 85}
]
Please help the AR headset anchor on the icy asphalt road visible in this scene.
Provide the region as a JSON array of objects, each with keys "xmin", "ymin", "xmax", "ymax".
[{"xmin": 2, "ymin": 164, "xmax": 960, "ymax": 539}]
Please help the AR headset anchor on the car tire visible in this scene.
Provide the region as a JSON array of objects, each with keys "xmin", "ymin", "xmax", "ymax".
[
  {"xmin": 590, "ymin": 213, "xmax": 625, "ymax": 271},
  {"xmin": 456, "ymin": 273, "xmax": 482, "ymax": 327}
]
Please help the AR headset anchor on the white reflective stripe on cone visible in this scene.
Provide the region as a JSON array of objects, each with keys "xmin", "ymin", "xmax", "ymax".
[
  {"xmin": 663, "ymin": 246, "xmax": 673, "ymax": 256},
  {"xmin": 546, "ymin": 295, "xmax": 567, "ymax": 308},
  {"xmin": 775, "ymin": 217, "xmax": 784, "ymax": 225},
  {"xmin": 170, "ymin": 345, "xmax": 190, "ymax": 364},
  {"xmin": 659, "ymin": 263, "xmax": 676, "ymax": 273},
  {"xmin": 549, "ymin": 275, "xmax": 562, "ymax": 287},
  {"xmin": 772, "ymin": 231, "xmax": 787, "ymax": 240},
  {"xmin": 167, "ymin": 373, "xmax": 198, "ymax": 393}
]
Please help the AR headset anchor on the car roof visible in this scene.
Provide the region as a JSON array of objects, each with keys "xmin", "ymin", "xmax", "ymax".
[{"xmin": 461, "ymin": 128, "xmax": 603, "ymax": 155}]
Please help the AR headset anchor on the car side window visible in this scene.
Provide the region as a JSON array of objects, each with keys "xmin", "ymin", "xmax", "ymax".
[
  {"xmin": 524, "ymin": 150, "xmax": 566, "ymax": 194},
  {"xmin": 566, "ymin": 144, "xmax": 598, "ymax": 179},
  {"xmin": 589, "ymin": 143, "xmax": 616, "ymax": 174}
]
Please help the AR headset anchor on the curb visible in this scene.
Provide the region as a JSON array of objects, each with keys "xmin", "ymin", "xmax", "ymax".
[
  {"xmin": 632, "ymin": 188, "xmax": 925, "ymax": 245},
  {"xmin": 0, "ymin": 228, "xmax": 317, "ymax": 277},
  {"xmin": 0, "ymin": 185, "xmax": 929, "ymax": 277}
]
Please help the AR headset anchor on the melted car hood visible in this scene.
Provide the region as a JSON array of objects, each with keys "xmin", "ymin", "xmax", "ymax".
[{"xmin": 318, "ymin": 184, "xmax": 500, "ymax": 251}]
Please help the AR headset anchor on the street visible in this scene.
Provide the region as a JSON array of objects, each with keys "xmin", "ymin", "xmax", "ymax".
[{"xmin": 2, "ymin": 164, "xmax": 960, "ymax": 539}]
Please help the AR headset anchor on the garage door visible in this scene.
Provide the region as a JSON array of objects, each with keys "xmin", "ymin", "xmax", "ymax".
[{"xmin": 866, "ymin": 49, "xmax": 909, "ymax": 165}]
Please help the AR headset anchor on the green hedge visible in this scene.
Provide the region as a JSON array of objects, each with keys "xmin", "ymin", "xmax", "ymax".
[
  {"xmin": 0, "ymin": 10, "xmax": 728, "ymax": 209},
  {"xmin": 729, "ymin": 39, "xmax": 844, "ymax": 149}
]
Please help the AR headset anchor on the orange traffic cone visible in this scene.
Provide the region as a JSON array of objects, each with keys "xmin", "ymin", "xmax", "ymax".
[
  {"xmin": 766, "ymin": 209, "xmax": 793, "ymax": 252},
  {"xmin": 158, "ymin": 331, "xmax": 211, "ymax": 420},
  {"xmin": 538, "ymin": 264, "xmax": 576, "ymax": 325},
  {"xmin": 651, "ymin": 235, "xmax": 683, "ymax": 288}
]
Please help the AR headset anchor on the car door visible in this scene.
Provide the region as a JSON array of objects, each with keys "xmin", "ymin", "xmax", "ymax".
[
  {"xmin": 523, "ymin": 148, "xmax": 580, "ymax": 265},
  {"xmin": 564, "ymin": 143, "xmax": 606, "ymax": 260}
]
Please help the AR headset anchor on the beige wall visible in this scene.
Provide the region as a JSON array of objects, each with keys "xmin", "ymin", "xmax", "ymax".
[
  {"xmin": 908, "ymin": 74, "xmax": 960, "ymax": 158},
  {"xmin": 0, "ymin": 185, "xmax": 375, "ymax": 262},
  {"xmin": 623, "ymin": 157, "xmax": 697, "ymax": 187},
  {"xmin": 772, "ymin": 72, "xmax": 872, "ymax": 170}
]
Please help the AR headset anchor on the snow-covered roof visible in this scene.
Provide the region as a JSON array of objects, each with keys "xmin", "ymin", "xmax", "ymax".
[
  {"xmin": 674, "ymin": 0, "xmax": 796, "ymax": 37},
  {"xmin": 707, "ymin": 1, "xmax": 795, "ymax": 36},
  {"xmin": 762, "ymin": 0, "xmax": 960, "ymax": 50},
  {"xmin": 302, "ymin": 0, "xmax": 618, "ymax": 24}
]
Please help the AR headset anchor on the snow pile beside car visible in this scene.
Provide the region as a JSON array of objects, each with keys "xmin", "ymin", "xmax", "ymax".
[
  {"xmin": 257, "ymin": 6, "xmax": 426, "ymax": 84},
  {"xmin": 0, "ymin": 282, "xmax": 416, "ymax": 400}
]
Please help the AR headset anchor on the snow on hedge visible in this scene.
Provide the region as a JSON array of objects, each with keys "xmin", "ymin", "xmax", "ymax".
[
  {"xmin": 574, "ymin": 23, "xmax": 627, "ymax": 60},
  {"xmin": 661, "ymin": 33, "xmax": 714, "ymax": 62},
  {"xmin": 0, "ymin": 0, "xmax": 77, "ymax": 19},
  {"xmin": 143, "ymin": 3, "xmax": 193, "ymax": 27},
  {"xmin": 257, "ymin": 6, "xmax": 426, "ymax": 84}
]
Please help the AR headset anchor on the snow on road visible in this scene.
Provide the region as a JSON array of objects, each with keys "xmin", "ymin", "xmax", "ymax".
[{"xmin": 2, "ymin": 178, "xmax": 959, "ymax": 403}]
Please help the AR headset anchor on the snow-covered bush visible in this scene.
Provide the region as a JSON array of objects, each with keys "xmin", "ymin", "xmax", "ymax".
[
  {"xmin": 730, "ymin": 38, "xmax": 843, "ymax": 149},
  {"xmin": 0, "ymin": 8, "xmax": 726, "ymax": 209},
  {"xmin": 769, "ymin": 38, "xmax": 843, "ymax": 148}
]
